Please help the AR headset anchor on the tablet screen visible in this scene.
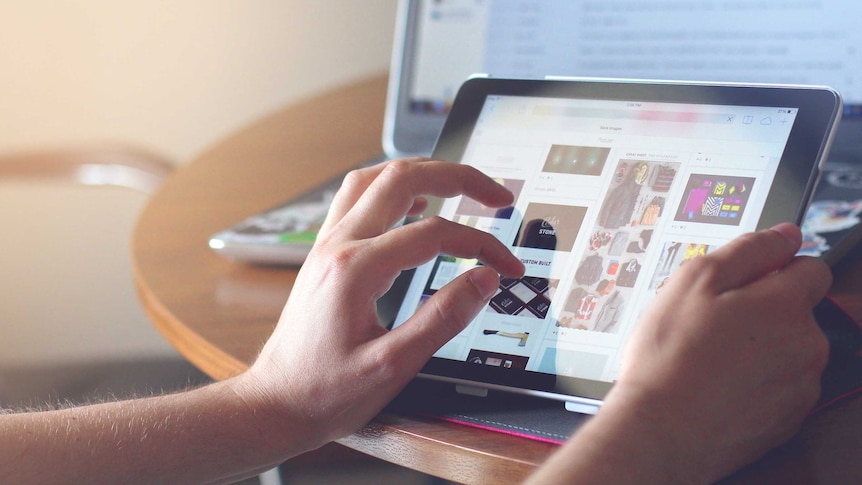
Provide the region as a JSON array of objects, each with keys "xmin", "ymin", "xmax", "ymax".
[{"xmin": 391, "ymin": 79, "xmax": 840, "ymax": 404}]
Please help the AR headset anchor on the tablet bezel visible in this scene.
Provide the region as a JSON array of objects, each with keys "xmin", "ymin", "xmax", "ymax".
[{"xmin": 408, "ymin": 77, "xmax": 842, "ymax": 405}]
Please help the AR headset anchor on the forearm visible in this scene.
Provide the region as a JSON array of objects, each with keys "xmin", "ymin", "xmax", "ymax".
[
  {"xmin": 0, "ymin": 377, "xmax": 312, "ymax": 484},
  {"xmin": 526, "ymin": 394, "xmax": 708, "ymax": 485}
]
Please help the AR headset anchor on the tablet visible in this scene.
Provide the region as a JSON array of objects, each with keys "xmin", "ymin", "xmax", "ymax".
[{"xmin": 390, "ymin": 77, "xmax": 842, "ymax": 413}]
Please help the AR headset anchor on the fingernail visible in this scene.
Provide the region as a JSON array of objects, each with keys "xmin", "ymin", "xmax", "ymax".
[{"xmin": 470, "ymin": 268, "xmax": 500, "ymax": 300}]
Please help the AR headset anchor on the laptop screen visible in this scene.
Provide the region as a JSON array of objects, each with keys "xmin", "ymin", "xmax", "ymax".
[{"xmin": 386, "ymin": 0, "xmax": 862, "ymax": 158}]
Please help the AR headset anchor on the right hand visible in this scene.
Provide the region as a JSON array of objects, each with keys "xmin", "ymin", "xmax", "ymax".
[
  {"xmin": 610, "ymin": 223, "xmax": 831, "ymax": 481},
  {"xmin": 529, "ymin": 223, "xmax": 832, "ymax": 484}
]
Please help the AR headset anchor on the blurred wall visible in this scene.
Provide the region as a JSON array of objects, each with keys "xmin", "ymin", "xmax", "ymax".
[
  {"xmin": 0, "ymin": 0, "xmax": 398, "ymax": 163},
  {"xmin": 0, "ymin": 0, "xmax": 398, "ymax": 367}
]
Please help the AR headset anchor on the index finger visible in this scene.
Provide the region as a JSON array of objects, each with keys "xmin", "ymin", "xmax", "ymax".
[
  {"xmin": 319, "ymin": 157, "xmax": 431, "ymax": 237},
  {"xmin": 338, "ymin": 160, "xmax": 515, "ymax": 241},
  {"xmin": 693, "ymin": 223, "xmax": 804, "ymax": 293}
]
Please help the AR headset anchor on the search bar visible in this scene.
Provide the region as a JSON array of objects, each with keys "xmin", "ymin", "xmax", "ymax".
[{"xmin": 533, "ymin": 105, "xmax": 738, "ymax": 124}]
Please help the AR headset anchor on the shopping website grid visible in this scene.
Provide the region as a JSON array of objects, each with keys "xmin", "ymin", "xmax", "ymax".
[{"xmin": 393, "ymin": 94, "xmax": 798, "ymax": 383}]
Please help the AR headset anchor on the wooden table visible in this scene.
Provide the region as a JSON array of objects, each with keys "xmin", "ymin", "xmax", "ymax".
[{"xmin": 133, "ymin": 74, "xmax": 862, "ymax": 484}]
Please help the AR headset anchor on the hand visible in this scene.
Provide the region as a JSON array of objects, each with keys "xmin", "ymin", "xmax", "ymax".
[
  {"xmin": 528, "ymin": 224, "xmax": 831, "ymax": 484},
  {"xmin": 237, "ymin": 158, "xmax": 525, "ymax": 452},
  {"xmin": 0, "ymin": 159, "xmax": 525, "ymax": 484}
]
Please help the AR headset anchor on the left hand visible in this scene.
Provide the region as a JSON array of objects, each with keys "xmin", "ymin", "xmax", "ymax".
[{"xmin": 237, "ymin": 158, "xmax": 525, "ymax": 450}]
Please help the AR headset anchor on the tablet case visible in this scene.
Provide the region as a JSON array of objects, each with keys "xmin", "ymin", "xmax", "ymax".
[{"xmin": 388, "ymin": 297, "xmax": 862, "ymax": 445}]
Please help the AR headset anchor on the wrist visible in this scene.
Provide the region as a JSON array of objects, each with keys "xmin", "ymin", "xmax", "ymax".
[
  {"xmin": 587, "ymin": 389, "xmax": 707, "ymax": 484},
  {"xmin": 530, "ymin": 387, "xmax": 713, "ymax": 485},
  {"xmin": 219, "ymin": 371, "xmax": 325, "ymax": 460},
  {"xmin": 595, "ymin": 380, "xmax": 749, "ymax": 484}
]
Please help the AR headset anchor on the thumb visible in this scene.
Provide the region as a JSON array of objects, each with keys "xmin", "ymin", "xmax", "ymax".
[{"xmin": 384, "ymin": 266, "xmax": 501, "ymax": 375}]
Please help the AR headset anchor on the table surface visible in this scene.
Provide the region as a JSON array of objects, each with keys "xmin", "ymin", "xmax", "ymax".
[{"xmin": 132, "ymin": 74, "xmax": 862, "ymax": 484}]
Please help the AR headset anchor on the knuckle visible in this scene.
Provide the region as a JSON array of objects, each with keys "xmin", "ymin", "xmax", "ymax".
[
  {"xmin": 341, "ymin": 167, "xmax": 372, "ymax": 192},
  {"xmin": 380, "ymin": 159, "xmax": 415, "ymax": 179},
  {"xmin": 410, "ymin": 216, "xmax": 500, "ymax": 255},
  {"xmin": 372, "ymin": 160, "xmax": 420, "ymax": 196},
  {"xmin": 727, "ymin": 230, "xmax": 774, "ymax": 260},
  {"xmin": 735, "ymin": 230, "xmax": 763, "ymax": 247},
  {"xmin": 428, "ymin": 292, "xmax": 473, "ymax": 335},
  {"xmin": 408, "ymin": 215, "xmax": 454, "ymax": 240},
  {"xmin": 742, "ymin": 229, "xmax": 776, "ymax": 251},
  {"xmin": 312, "ymin": 243, "xmax": 364, "ymax": 280},
  {"xmin": 677, "ymin": 255, "xmax": 722, "ymax": 286},
  {"xmin": 417, "ymin": 215, "xmax": 448, "ymax": 230}
]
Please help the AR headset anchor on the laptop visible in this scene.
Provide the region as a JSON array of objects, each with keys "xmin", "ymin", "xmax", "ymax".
[{"xmin": 211, "ymin": 0, "xmax": 862, "ymax": 265}]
